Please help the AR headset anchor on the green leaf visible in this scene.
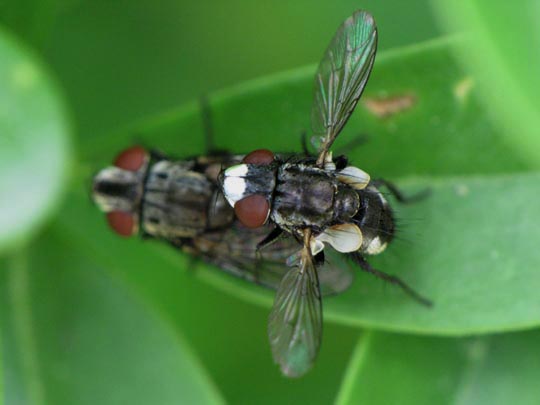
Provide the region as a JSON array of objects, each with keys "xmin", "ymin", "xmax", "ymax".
[
  {"xmin": 0, "ymin": 28, "xmax": 71, "ymax": 253},
  {"xmin": 0, "ymin": 233, "xmax": 224, "ymax": 405},
  {"xmin": 49, "ymin": 187, "xmax": 360, "ymax": 403},
  {"xmin": 336, "ymin": 330, "xmax": 540, "ymax": 405},
  {"xmin": 432, "ymin": 0, "xmax": 540, "ymax": 165},
  {"xmin": 41, "ymin": 0, "xmax": 440, "ymax": 140},
  {"xmin": 4, "ymin": 185, "xmax": 355, "ymax": 402},
  {"xmin": 81, "ymin": 37, "xmax": 532, "ymax": 175},
  {"xmin": 73, "ymin": 37, "xmax": 540, "ymax": 335}
]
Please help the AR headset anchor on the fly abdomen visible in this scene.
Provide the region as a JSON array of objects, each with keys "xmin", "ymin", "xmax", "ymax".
[{"xmin": 356, "ymin": 185, "xmax": 395, "ymax": 255}]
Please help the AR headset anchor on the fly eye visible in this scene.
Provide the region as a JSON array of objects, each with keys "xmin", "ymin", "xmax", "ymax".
[
  {"xmin": 234, "ymin": 194, "xmax": 270, "ymax": 228},
  {"xmin": 243, "ymin": 149, "xmax": 275, "ymax": 165},
  {"xmin": 106, "ymin": 211, "xmax": 137, "ymax": 237},
  {"xmin": 114, "ymin": 146, "xmax": 147, "ymax": 171}
]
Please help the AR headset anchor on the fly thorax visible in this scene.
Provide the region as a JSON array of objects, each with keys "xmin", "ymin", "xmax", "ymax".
[
  {"xmin": 333, "ymin": 185, "xmax": 360, "ymax": 222},
  {"xmin": 272, "ymin": 164, "xmax": 336, "ymax": 229},
  {"xmin": 142, "ymin": 161, "xmax": 215, "ymax": 238}
]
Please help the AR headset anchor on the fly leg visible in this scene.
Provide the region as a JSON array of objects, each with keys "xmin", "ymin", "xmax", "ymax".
[
  {"xmin": 334, "ymin": 133, "xmax": 369, "ymax": 155},
  {"xmin": 149, "ymin": 149, "xmax": 169, "ymax": 161},
  {"xmin": 200, "ymin": 95, "xmax": 215, "ymax": 153},
  {"xmin": 200, "ymin": 96, "xmax": 228, "ymax": 156},
  {"xmin": 128, "ymin": 136, "xmax": 169, "ymax": 161},
  {"xmin": 256, "ymin": 227, "xmax": 285, "ymax": 251},
  {"xmin": 350, "ymin": 252, "xmax": 433, "ymax": 307},
  {"xmin": 300, "ymin": 131, "xmax": 312, "ymax": 156},
  {"xmin": 372, "ymin": 178, "xmax": 431, "ymax": 204},
  {"xmin": 248, "ymin": 228, "xmax": 284, "ymax": 284},
  {"xmin": 169, "ymin": 239, "xmax": 200, "ymax": 276}
]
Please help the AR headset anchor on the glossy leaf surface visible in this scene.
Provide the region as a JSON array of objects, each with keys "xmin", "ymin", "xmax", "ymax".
[{"xmin": 77, "ymin": 37, "xmax": 539, "ymax": 335}]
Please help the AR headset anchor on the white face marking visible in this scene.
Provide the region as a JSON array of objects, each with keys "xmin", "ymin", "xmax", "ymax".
[
  {"xmin": 366, "ymin": 236, "xmax": 387, "ymax": 255},
  {"xmin": 222, "ymin": 164, "xmax": 250, "ymax": 206},
  {"xmin": 224, "ymin": 164, "xmax": 249, "ymax": 178},
  {"xmin": 222, "ymin": 176, "xmax": 246, "ymax": 206},
  {"xmin": 92, "ymin": 167, "xmax": 140, "ymax": 212}
]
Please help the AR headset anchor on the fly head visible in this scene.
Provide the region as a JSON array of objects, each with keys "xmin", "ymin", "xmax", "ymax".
[
  {"xmin": 220, "ymin": 149, "xmax": 278, "ymax": 228},
  {"xmin": 92, "ymin": 146, "xmax": 149, "ymax": 236}
]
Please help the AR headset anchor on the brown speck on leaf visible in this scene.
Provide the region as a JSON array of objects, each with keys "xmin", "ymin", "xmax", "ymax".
[{"xmin": 363, "ymin": 94, "xmax": 417, "ymax": 118}]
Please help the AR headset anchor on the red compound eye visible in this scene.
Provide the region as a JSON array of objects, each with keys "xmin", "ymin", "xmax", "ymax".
[
  {"xmin": 106, "ymin": 211, "xmax": 136, "ymax": 237},
  {"xmin": 114, "ymin": 146, "xmax": 147, "ymax": 171},
  {"xmin": 243, "ymin": 149, "xmax": 274, "ymax": 165},
  {"xmin": 234, "ymin": 194, "xmax": 270, "ymax": 228}
]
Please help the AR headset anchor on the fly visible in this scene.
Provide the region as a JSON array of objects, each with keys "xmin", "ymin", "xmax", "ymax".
[
  {"xmin": 92, "ymin": 146, "xmax": 355, "ymax": 302},
  {"xmin": 219, "ymin": 10, "xmax": 432, "ymax": 377}
]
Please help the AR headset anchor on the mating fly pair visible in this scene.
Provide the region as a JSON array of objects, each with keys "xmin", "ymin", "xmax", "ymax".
[
  {"xmin": 92, "ymin": 146, "xmax": 354, "ymax": 311},
  {"xmin": 92, "ymin": 9, "xmax": 430, "ymax": 379},
  {"xmin": 220, "ymin": 10, "xmax": 431, "ymax": 377}
]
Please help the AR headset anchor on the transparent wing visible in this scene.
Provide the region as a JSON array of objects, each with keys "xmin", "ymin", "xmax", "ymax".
[
  {"xmin": 188, "ymin": 221, "xmax": 353, "ymax": 295},
  {"xmin": 311, "ymin": 10, "xmax": 377, "ymax": 161},
  {"xmin": 319, "ymin": 247, "xmax": 354, "ymax": 296},
  {"xmin": 188, "ymin": 222, "xmax": 297, "ymax": 289},
  {"xmin": 268, "ymin": 245, "xmax": 322, "ymax": 377}
]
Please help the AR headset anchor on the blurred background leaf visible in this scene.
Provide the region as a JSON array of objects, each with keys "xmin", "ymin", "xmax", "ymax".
[
  {"xmin": 0, "ymin": 239, "xmax": 224, "ymax": 405},
  {"xmin": 1, "ymin": 0, "xmax": 442, "ymax": 141},
  {"xmin": 0, "ymin": 28, "xmax": 71, "ymax": 252},
  {"xmin": 432, "ymin": 0, "xmax": 540, "ymax": 164},
  {"xmin": 336, "ymin": 330, "xmax": 540, "ymax": 405}
]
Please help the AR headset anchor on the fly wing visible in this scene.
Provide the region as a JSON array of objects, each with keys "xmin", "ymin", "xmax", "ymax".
[
  {"xmin": 311, "ymin": 10, "xmax": 377, "ymax": 162},
  {"xmin": 319, "ymin": 248, "xmax": 354, "ymax": 296},
  {"xmin": 188, "ymin": 221, "xmax": 352, "ymax": 295},
  {"xmin": 268, "ymin": 245, "xmax": 322, "ymax": 377},
  {"xmin": 188, "ymin": 222, "xmax": 298, "ymax": 289}
]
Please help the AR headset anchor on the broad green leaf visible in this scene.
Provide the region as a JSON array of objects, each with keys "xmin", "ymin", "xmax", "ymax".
[
  {"xmin": 82, "ymin": 36, "xmax": 531, "ymax": 176},
  {"xmin": 171, "ymin": 301, "xmax": 358, "ymax": 405},
  {"xmin": 336, "ymin": 330, "xmax": 540, "ymax": 405},
  {"xmin": 0, "ymin": 28, "xmax": 71, "ymax": 252},
  {"xmin": 52, "ymin": 187, "xmax": 360, "ymax": 404},
  {"xmin": 71, "ymin": 37, "xmax": 540, "ymax": 335},
  {"xmin": 432, "ymin": 1, "xmax": 540, "ymax": 165},
  {"xmin": 0, "ymin": 234, "xmax": 224, "ymax": 405}
]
